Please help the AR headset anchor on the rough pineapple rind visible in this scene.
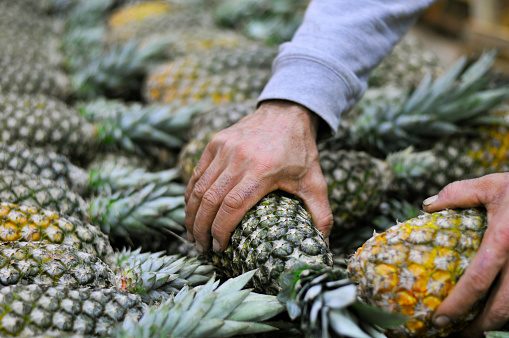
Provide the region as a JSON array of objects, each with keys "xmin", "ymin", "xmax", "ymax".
[
  {"xmin": 0, "ymin": 170, "xmax": 89, "ymax": 222},
  {"xmin": 0, "ymin": 284, "xmax": 145, "ymax": 336},
  {"xmin": 348, "ymin": 208, "xmax": 487, "ymax": 337},
  {"xmin": 210, "ymin": 191, "xmax": 333, "ymax": 295},
  {"xmin": 0, "ymin": 242, "xmax": 115, "ymax": 289},
  {"xmin": 0, "ymin": 142, "xmax": 90, "ymax": 196},
  {"xmin": 0, "ymin": 93, "xmax": 98, "ymax": 164},
  {"xmin": 0, "ymin": 203, "xmax": 114, "ymax": 266}
]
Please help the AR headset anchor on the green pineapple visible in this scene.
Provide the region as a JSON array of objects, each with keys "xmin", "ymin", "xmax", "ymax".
[
  {"xmin": 0, "ymin": 202, "xmax": 114, "ymax": 265},
  {"xmin": 0, "ymin": 142, "xmax": 89, "ymax": 196},
  {"xmin": 115, "ymin": 270, "xmax": 285, "ymax": 337},
  {"xmin": 0, "ymin": 284, "xmax": 145, "ymax": 336},
  {"xmin": 143, "ymin": 46, "xmax": 276, "ymax": 105},
  {"xmin": 0, "ymin": 57, "xmax": 71, "ymax": 101},
  {"xmin": 114, "ymin": 247, "xmax": 215, "ymax": 302},
  {"xmin": 0, "ymin": 242, "xmax": 115, "ymax": 288},
  {"xmin": 0, "ymin": 2, "xmax": 69, "ymax": 99},
  {"xmin": 0, "ymin": 92, "xmax": 200, "ymax": 166},
  {"xmin": 0, "ymin": 170, "xmax": 89, "ymax": 221},
  {"xmin": 209, "ymin": 191, "xmax": 333, "ymax": 295},
  {"xmin": 278, "ymin": 262, "xmax": 407, "ymax": 338}
]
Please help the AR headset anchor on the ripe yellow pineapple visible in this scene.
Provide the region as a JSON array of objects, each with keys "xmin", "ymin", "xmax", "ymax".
[{"xmin": 348, "ymin": 208, "xmax": 487, "ymax": 337}]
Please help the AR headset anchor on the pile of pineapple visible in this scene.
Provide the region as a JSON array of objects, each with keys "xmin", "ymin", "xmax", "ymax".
[{"xmin": 2, "ymin": 0, "xmax": 509, "ymax": 336}]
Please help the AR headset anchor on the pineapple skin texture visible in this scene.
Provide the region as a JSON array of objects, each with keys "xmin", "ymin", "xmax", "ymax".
[
  {"xmin": 348, "ymin": 208, "xmax": 487, "ymax": 337},
  {"xmin": 0, "ymin": 242, "xmax": 115, "ymax": 289},
  {"xmin": 0, "ymin": 203, "xmax": 114, "ymax": 266},
  {"xmin": 0, "ymin": 284, "xmax": 145, "ymax": 336},
  {"xmin": 210, "ymin": 192, "xmax": 333, "ymax": 295}
]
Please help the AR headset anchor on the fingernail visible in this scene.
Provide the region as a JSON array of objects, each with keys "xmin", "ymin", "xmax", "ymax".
[
  {"xmin": 423, "ymin": 195, "xmax": 438, "ymax": 207},
  {"xmin": 195, "ymin": 242, "xmax": 203, "ymax": 253},
  {"xmin": 187, "ymin": 231, "xmax": 194, "ymax": 242},
  {"xmin": 433, "ymin": 315, "xmax": 450, "ymax": 328},
  {"xmin": 212, "ymin": 239, "xmax": 220, "ymax": 252}
]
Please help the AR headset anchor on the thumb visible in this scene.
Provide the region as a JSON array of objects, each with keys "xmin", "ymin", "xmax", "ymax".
[{"xmin": 297, "ymin": 178, "xmax": 333, "ymax": 239}]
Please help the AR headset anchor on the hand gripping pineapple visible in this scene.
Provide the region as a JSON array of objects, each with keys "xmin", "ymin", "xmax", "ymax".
[
  {"xmin": 184, "ymin": 100, "xmax": 333, "ymax": 253},
  {"xmin": 420, "ymin": 173, "xmax": 509, "ymax": 336}
]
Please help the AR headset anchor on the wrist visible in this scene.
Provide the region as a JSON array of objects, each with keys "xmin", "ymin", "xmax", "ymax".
[{"xmin": 257, "ymin": 100, "xmax": 320, "ymax": 139}]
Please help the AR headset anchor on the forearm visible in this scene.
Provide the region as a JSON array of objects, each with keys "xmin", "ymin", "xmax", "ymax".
[{"xmin": 258, "ymin": 0, "xmax": 437, "ymax": 134}]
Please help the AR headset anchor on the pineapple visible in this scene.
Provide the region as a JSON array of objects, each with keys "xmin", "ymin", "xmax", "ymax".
[
  {"xmin": 114, "ymin": 247, "xmax": 215, "ymax": 302},
  {"xmin": 0, "ymin": 242, "xmax": 115, "ymax": 289},
  {"xmin": 0, "ymin": 284, "xmax": 145, "ymax": 336},
  {"xmin": 115, "ymin": 270, "xmax": 285, "ymax": 337},
  {"xmin": 0, "ymin": 56, "xmax": 71, "ymax": 101},
  {"xmin": 0, "ymin": 92, "xmax": 200, "ymax": 166},
  {"xmin": 0, "ymin": 142, "xmax": 89, "ymax": 196},
  {"xmin": 0, "ymin": 92, "xmax": 97, "ymax": 164},
  {"xmin": 143, "ymin": 46, "xmax": 276, "ymax": 105},
  {"xmin": 0, "ymin": 202, "xmax": 114, "ymax": 265},
  {"xmin": 0, "ymin": 170, "xmax": 89, "ymax": 222},
  {"xmin": 209, "ymin": 191, "xmax": 333, "ymax": 295},
  {"xmin": 348, "ymin": 208, "xmax": 487, "ymax": 337},
  {"xmin": 0, "ymin": 241, "xmax": 214, "ymax": 303}
]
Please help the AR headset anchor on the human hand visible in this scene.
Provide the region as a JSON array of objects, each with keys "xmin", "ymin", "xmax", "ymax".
[
  {"xmin": 184, "ymin": 100, "xmax": 333, "ymax": 253},
  {"xmin": 422, "ymin": 173, "xmax": 509, "ymax": 337}
]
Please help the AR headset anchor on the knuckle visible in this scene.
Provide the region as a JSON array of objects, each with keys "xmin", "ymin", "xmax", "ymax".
[
  {"xmin": 202, "ymin": 190, "xmax": 221, "ymax": 209},
  {"xmin": 191, "ymin": 181, "xmax": 207, "ymax": 200},
  {"xmin": 223, "ymin": 192, "xmax": 245, "ymax": 212}
]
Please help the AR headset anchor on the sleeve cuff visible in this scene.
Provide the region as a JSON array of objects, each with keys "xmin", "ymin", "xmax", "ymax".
[{"xmin": 257, "ymin": 55, "xmax": 362, "ymax": 136}]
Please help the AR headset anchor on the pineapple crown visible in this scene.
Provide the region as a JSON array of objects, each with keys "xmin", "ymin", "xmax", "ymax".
[
  {"xmin": 81, "ymin": 98, "xmax": 206, "ymax": 154},
  {"xmin": 89, "ymin": 182, "xmax": 186, "ymax": 242},
  {"xmin": 278, "ymin": 262, "xmax": 407, "ymax": 338},
  {"xmin": 89, "ymin": 163, "xmax": 184, "ymax": 195},
  {"xmin": 115, "ymin": 270, "xmax": 285, "ymax": 337},
  {"xmin": 114, "ymin": 248, "xmax": 214, "ymax": 302},
  {"xmin": 72, "ymin": 39, "xmax": 169, "ymax": 99},
  {"xmin": 349, "ymin": 49, "xmax": 509, "ymax": 156}
]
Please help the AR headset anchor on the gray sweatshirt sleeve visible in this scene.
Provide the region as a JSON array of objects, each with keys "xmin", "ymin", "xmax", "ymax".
[{"xmin": 257, "ymin": 0, "xmax": 437, "ymax": 134}]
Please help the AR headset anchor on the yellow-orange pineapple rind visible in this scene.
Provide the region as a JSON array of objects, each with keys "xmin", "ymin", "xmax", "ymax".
[{"xmin": 348, "ymin": 208, "xmax": 487, "ymax": 337}]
